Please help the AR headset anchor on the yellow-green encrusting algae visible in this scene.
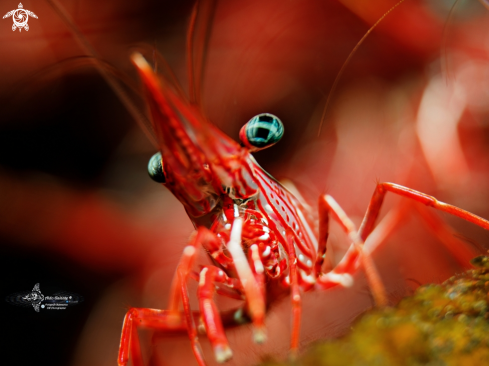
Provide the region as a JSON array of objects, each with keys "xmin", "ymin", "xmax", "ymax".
[{"xmin": 261, "ymin": 255, "xmax": 489, "ymax": 366}]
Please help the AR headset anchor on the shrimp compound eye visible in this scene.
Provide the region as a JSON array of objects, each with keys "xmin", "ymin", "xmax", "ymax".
[
  {"xmin": 148, "ymin": 152, "xmax": 166, "ymax": 183},
  {"xmin": 239, "ymin": 113, "xmax": 284, "ymax": 151}
]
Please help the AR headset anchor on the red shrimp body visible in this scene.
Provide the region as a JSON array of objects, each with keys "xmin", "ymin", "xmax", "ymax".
[
  {"xmin": 123, "ymin": 53, "xmax": 329, "ymax": 364},
  {"xmin": 133, "ymin": 53, "xmax": 319, "ymax": 296}
]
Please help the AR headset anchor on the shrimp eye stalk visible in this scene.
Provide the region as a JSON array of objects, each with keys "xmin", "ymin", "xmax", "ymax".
[
  {"xmin": 239, "ymin": 113, "xmax": 284, "ymax": 152},
  {"xmin": 148, "ymin": 152, "xmax": 166, "ymax": 183}
]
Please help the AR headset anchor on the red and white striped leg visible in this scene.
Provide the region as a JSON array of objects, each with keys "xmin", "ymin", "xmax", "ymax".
[
  {"xmin": 226, "ymin": 217, "xmax": 267, "ymax": 343},
  {"xmin": 167, "ymin": 227, "xmax": 222, "ymax": 312},
  {"xmin": 247, "ymin": 243, "xmax": 267, "ymax": 341},
  {"xmin": 286, "ymin": 230, "xmax": 302, "ymax": 358},
  {"xmin": 119, "ymin": 227, "xmax": 215, "ymax": 366},
  {"xmin": 191, "ymin": 217, "xmax": 269, "ymax": 362},
  {"xmin": 119, "ymin": 225, "xmax": 242, "ymax": 366},
  {"xmin": 412, "ymin": 203, "xmax": 480, "ymax": 267},
  {"xmin": 349, "ymin": 182, "xmax": 488, "ymax": 272},
  {"xmin": 358, "ymin": 182, "xmax": 489, "ymax": 240},
  {"xmin": 360, "ymin": 199, "xmax": 481, "ymax": 269},
  {"xmin": 118, "ymin": 308, "xmax": 195, "ymax": 366},
  {"xmin": 179, "ymin": 270, "xmax": 207, "ymax": 365},
  {"xmin": 197, "ymin": 265, "xmax": 240, "ymax": 363},
  {"xmin": 316, "ymin": 195, "xmax": 388, "ymax": 307}
]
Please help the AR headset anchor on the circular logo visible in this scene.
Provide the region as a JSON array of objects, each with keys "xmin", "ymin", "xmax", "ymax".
[{"xmin": 12, "ymin": 9, "xmax": 28, "ymax": 28}]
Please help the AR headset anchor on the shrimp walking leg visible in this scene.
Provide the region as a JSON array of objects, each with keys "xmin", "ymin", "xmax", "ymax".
[
  {"xmin": 341, "ymin": 183, "xmax": 487, "ymax": 271},
  {"xmin": 197, "ymin": 266, "xmax": 236, "ymax": 362},
  {"xmin": 316, "ymin": 195, "xmax": 388, "ymax": 307},
  {"xmin": 179, "ymin": 271, "xmax": 207, "ymax": 366},
  {"xmin": 119, "ymin": 223, "xmax": 266, "ymax": 365},
  {"xmin": 118, "ymin": 308, "xmax": 194, "ymax": 366},
  {"xmin": 119, "ymin": 227, "xmax": 217, "ymax": 366},
  {"xmin": 193, "ymin": 217, "xmax": 267, "ymax": 361},
  {"xmin": 315, "ymin": 182, "xmax": 489, "ymax": 305},
  {"xmin": 286, "ymin": 231, "xmax": 302, "ymax": 357},
  {"xmin": 170, "ymin": 228, "xmax": 225, "ymax": 363},
  {"xmin": 358, "ymin": 183, "xmax": 489, "ymax": 241},
  {"xmin": 364, "ymin": 200, "xmax": 483, "ymax": 268},
  {"xmin": 226, "ymin": 217, "xmax": 267, "ymax": 343},
  {"xmin": 168, "ymin": 228, "xmax": 223, "ymax": 311},
  {"xmin": 412, "ymin": 203, "xmax": 480, "ymax": 266}
]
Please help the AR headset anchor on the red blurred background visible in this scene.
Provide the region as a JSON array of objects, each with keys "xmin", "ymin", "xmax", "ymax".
[{"xmin": 2, "ymin": 0, "xmax": 489, "ymax": 365}]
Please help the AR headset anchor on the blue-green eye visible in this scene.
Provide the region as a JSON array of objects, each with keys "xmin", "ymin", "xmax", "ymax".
[
  {"xmin": 239, "ymin": 113, "xmax": 284, "ymax": 151},
  {"xmin": 148, "ymin": 152, "xmax": 166, "ymax": 183}
]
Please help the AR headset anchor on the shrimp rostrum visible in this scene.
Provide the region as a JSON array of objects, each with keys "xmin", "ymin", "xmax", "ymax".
[{"xmin": 116, "ymin": 7, "xmax": 489, "ymax": 366}]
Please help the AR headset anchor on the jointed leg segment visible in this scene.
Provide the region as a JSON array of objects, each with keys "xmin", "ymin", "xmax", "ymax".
[
  {"xmin": 118, "ymin": 307, "xmax": 194, "ymax": 366},
  {"xmin": 316, "ymin": 195, "xmax": 388, "ymax": 306},
  {"xmin": 119, "ymin": 217, "xmax": 269, "ymax": 365},
  {"xmin": 226, "ymin": 217, "xmax": 267, "ymax": 343},
  {"xmin": 315, "ymin": 182, "xmax": 489, "ymax": 310},
  {"xmin": 119, "ymin": 227, "xmax": 215, "ymax": 366},
  {"xmin": 286, "ymin": 230, "xmax": 302, "ymax": 357},
  {"xmin": 359, "ymin": 182, "xmax": 489, "ymax": 241},
  {"xmin": 198, "ymin": 266, "xmax": 234, "ymax": 362}
]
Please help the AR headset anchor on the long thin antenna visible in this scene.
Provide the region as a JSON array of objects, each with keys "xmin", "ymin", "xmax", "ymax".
[
  {"xmin": 186, "ymin": 3, "xmax": 199, "ymax": 103},
  {"xmin": 186, "ymin": 0, "xmax": 217, "ymax": 107},
  {"xmin": 441, "ymin": 0, "xmax": 462, "ymax": 85},
  {"xmin": 317, "ymin": 0, "xmax": 407, "ymax": 136},
  {"xmin": 46, "ymin": 0, "xmax": 157, "ymax": 148},
  {"xmin": 479, "ymin": 0, "xmax": 489, "ymax": 11}
]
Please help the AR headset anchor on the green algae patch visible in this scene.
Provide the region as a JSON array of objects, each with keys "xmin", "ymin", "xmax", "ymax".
[{"xmin": 260, "ymin": 255, "xmax": 489, "ymax": 366}]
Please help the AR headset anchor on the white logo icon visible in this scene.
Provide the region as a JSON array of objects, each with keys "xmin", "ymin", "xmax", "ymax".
[
  {"xmin": 3, "ymin": 3, "xmax": 38, "ymax": 32},
  {"xmin": 22, "ymin": 283, "xmax": 45, "ymax": 312}
]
